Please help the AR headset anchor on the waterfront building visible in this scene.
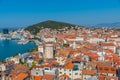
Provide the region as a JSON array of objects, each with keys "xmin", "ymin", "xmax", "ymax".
[{"xmin": 0, "ymin": 64, "xmax": 6, "ymax": 72}]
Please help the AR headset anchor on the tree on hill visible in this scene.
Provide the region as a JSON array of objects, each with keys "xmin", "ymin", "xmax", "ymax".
[{"xmin": 25, "ymin": 20, "xmax": 77, "ymax": 35}]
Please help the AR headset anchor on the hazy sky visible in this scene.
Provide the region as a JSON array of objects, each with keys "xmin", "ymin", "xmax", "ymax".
[{"xmin": 0, "ymin": 0, "xmax": 120, "ymax": 28}]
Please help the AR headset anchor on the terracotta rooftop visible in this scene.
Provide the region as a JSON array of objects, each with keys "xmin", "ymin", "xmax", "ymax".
[
  {"xmin": 59, "ymin": 73, "xmax": 69, "ymax": 79},
  {"xmin": 42, "ymin": 74, "xmax": 55, "ymax": 80},
  {"xmin": 13, "ymin": 73, "xmax": 28, "ymax": 80},
  {"xmin": 82, "ymin": 70, "xmax": 95, "ymax": 75},
  {"xmin": 101, "ymin": 42, "xmax": 115, "ymax": 46},
  {"xmin": 64, "ymin": 62, "xmax": 74, "ymax": 69},
  {"xmin": 34, "ymin": 76, "xmax": 42, "ymax": 80}
]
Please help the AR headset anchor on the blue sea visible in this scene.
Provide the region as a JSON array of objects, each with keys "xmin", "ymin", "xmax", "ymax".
[{"xmin": 0, "ymin": 40, "xmax": 37, "ymax": 60}]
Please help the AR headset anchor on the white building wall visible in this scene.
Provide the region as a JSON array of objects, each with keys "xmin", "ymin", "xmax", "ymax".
[
  {"xmin": 38, "ymin": 46, "xmax": 44, "ymax": 53},
  {"xmin": 44, "ymin": 44, "xmax": 53, "ymax": 59},
  {"xmin": 58, "ymin": 68, "xmax": 82, "ymax": 79},
  {"xmin": 31, "ymin": 68, "xmax": 44, "ymax": 76},
  {"xmin": 103, "ymin": 46, "xmax": 116, "ymax": 53},
  {"xmin": 83, "ymin": 75, "xmax": 92, "ymax": 80},
  {"xmin": 0, "ymin": 64, "xmax": 6, "ymax": 71},
  {"xmin": 56, "ymin": 57, "xmax": 66, "ymax": 65},
  {"xmin": 43, "ymin": 38, "xmax": 55, "ymax": 42}
]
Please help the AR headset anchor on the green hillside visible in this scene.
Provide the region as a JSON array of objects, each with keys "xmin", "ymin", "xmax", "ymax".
[{"xmin": 25, "ymin": 20, "xmax": 76, "ymax": 34}]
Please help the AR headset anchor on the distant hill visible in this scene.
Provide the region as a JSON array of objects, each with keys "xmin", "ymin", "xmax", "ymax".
[
  {"xmin": 25, "ymin": 20, "xmax": 77, "ymax": 34},
  {"xmin": 91, "ymin": 22, "xmax": 120, "ymax": 28}
]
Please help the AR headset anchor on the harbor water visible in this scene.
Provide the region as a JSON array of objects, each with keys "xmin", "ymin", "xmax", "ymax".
[{"xmin": 0, "ymin": 40, "xmax": 37, "ymax": 60}]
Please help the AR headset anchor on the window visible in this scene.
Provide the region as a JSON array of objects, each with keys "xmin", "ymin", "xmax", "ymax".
[
  {"xmin": 45, "ymin": 68, "xmax": 49, "ymax": 70},
  {"xmin": 73, "ymin": 65, "xmax": 78, "ymax": 70},
  {"xmin": 75, "ymin": 73, "xmax": 78, "ymax": 75},
  {"xmin": 107, "ymin": 73, "xmax": 108, "ymax": 76},
  {"xmin": 99, "ymin": 67, "xmax": 102, "ymax": 70},
  {"xmin": 111, "ymin": 68, "xmax": 115, "ymax": 71},
  {"xmin": 84, "ymin": 58, "xmax": 86, "ymax": 60},
  {"xmin": 59, "ymin": 72, "xmax": 62, "ymax": 74},
  {"xmin": 36, "ymin": 72, "xmax": 39, "ymax": 75},
  {"xmin": 104, "ymin": 68, "xmax": 108, "ymax": 71}
]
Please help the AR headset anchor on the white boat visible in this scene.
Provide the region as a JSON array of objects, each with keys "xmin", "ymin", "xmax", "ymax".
[{"xmin": 18, "ymin": 39, "xmax": 29, "ymax": 44}]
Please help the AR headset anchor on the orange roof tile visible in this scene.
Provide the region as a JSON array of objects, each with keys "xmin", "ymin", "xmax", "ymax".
[
  {"xmin": 42, "ymin": 74, "xmax": 54, "ymax": 80},
  {"xmin": 45, "ymin": 61, "xmax": 58, "ymax": 67},
  {"xmin": 101, "ymin": 42, "xmax": 115, "ymax": 46},
  {"xmin": 59, "ymin": 73, "xmax": 69, "ymax": 78},
  {"xmin": 64, "ymin": 62, "xmax": 74, "ymax": 69},
  {"xmin": 69, "ymin": 50, "xmax": 78, "ymax": 54},
  {"xmin": 13, "ymin": 73, "xmax": 28, "ymax": 80},
  {"xmin": 106, "ymin": 76, "xmax": 118, "ymax": 80},
  {"xmin": 82, "ymin": 70, "xmax": 95, "ymax": 75},
  {"xmin": 98, "ymin": 74, "xmax": 105, "ymax": 80},
  {"xmin": 35, "ymin": 58, "xmax": 42, "ymax": 62},
  {"xmin": 89, "ymin": 52, "xmax": 99, "ymax": 60},
  {"xmin": 34, "ymin": 76, "xmax": 42, "ymax": 80},
  {"xmin": 97, "ymin": 66, "xmax": 117, "ymax": 74}
]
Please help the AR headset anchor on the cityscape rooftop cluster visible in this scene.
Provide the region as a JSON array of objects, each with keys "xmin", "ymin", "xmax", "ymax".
[{"xmin": 0, "ymin": 26, "xmax": 120, "ymax": 80}]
